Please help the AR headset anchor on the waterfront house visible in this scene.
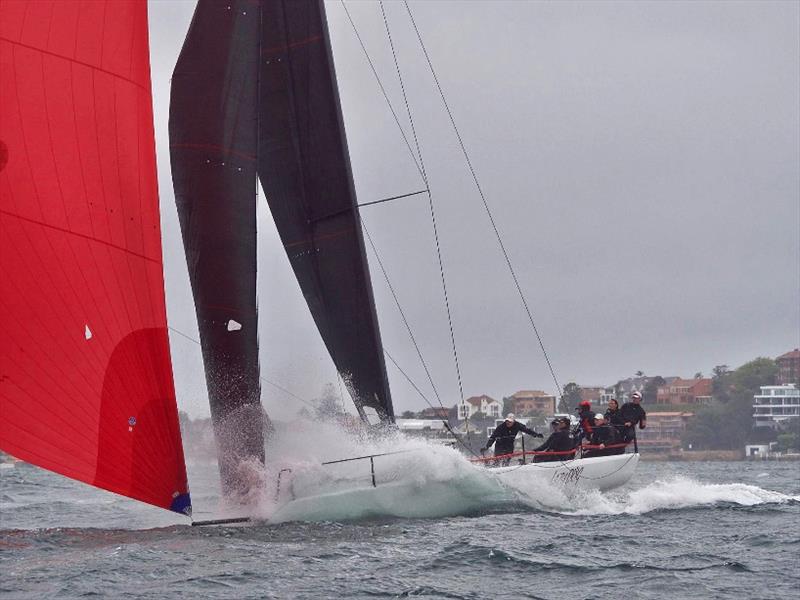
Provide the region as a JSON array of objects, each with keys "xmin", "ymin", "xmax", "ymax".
[
  {"xmin": 579, "ymin": 386, "xmax": 607, "ymax": 406},
  {"xmin": 635, "ymin": 411, "xmax": 695, "ymax": 453},
  {"xmin": 656, "ymin": 378, "xmax": 713, "ymax": 405},
  {"xmin": 458, "ymin": 395, "xmax": 502, "ymax": 420},
  {"xmin": 753, "ymin": 384, "xmax": 800, "ymax": 428},
  {"xmin": 509, "ymin": 390, "xmax": 556, "ymax": 416}
]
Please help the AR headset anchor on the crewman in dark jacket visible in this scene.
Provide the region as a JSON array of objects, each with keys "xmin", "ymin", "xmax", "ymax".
[
  {"xmin": 533, "ymin": 417, "xmax": 576, "ymax": 463},
  {"xmin": 481, "ymin": 414, "xmax": 542, "ymax": 465},
  {"xmin": 481, "ymin": 413, "xmax": 544, "ymax": 465},
  {"xmin": 620, "ymin": 391, "xmax": 647, "ymax": 442},
  {"xmin": 604, "ymin": 398, "xmax": 626, "ymax": 441},
  {"xmin": 583, "ymin": 413, "xmax": 621, "ymax": 458}
]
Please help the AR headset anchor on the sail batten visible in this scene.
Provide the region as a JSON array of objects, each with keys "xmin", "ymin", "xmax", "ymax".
[{"xmin": 0, "ymin": 0, "xmax": 191, "ymax": 515}]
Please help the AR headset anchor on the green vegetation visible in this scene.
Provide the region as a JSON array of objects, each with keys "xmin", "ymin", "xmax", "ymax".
[
  {"xmin": 558, "ymin": 382, "xmax": 581, "ymax": 413},
  {"xmin": 681, "ymin": 357, "xmax": 779, "ymax": 450}
]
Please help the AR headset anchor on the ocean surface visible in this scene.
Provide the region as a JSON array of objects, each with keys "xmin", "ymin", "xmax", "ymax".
[{"xmin": 2, "ymin": 440, "xmax": 799, "ymax": 600}]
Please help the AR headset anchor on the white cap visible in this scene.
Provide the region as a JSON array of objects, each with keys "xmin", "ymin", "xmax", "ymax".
[
  {"xmin": 505, "ymin": 413, "xmax": 515, "ymax": 422},
  {"xmin": 595, "ymin": 413, "xmax": 605, "ymax": 420},
  {"xmin": 631, "ymin": 391, "xmax": 642, "ymax": 400}
]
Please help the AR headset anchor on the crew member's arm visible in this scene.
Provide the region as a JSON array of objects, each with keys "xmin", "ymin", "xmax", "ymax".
[
  {"xmin": 639, "ymin": 407, "xmax": 647, "ymax": 429},
  {"xmin": 533, "ymin": 436, "xmax": 552, "ymax": 452},
  {"xmin": 481, "ymin": 427, "xmax": 499, "ymax": 452},
  {"xmin": 520, "ymin": 423, "xmax": 544, "ymax": 438}
]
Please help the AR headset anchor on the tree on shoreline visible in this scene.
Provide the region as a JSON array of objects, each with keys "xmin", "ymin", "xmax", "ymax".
[
  {"xmin": 682, "ymin": 357, "xmax": 778, "ymax": 450},
  {"xmin": 558, "ymin": 382, "xmax": 582, "ymax": 413}
]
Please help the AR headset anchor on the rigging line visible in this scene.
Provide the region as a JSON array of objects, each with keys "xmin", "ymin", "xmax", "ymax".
[
  {"xmin": 166, "ymin": 326, "xmax": 315, "ymax": 409},
  {"xmin": 403, "ymin": 1, "xmax": 563, "ymax": 398},
  {"xmin": 358, "ymin": 189, "xmax": 428, "ymax": 208},
  {"xmin": 338, "ymin": 0, "xmax": 425, "ymax": 183},
  {"xmin": 362, "ymin": 221, "xmax": 444, "ymax": 408},
  {"xmin": 368, "ymin": 219, "xmax": 474, "ymax": 457},
  {"xmin": 384, "ymin": 348, "xmax": 479, "ymax": 458},
  {"xmin": 379, "ymin": 1, "xmax": 466, "ymax": 414}
]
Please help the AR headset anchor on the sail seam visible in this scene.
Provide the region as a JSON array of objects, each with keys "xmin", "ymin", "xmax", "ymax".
[
  {"xmin": 0, "ymin": 36, "xmax": 150, "ymax": 93},
  {"xmin": 0, "ymin": 210, "xmax": 162, "ymax": 264}
]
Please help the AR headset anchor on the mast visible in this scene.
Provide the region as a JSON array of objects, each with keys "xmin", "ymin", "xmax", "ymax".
[
  {"xmin": 258, "ymin": 0, "xmax": 394, "ymax": 422},
  {"xmin": 0, "ymin": 0, "xmax": 190, "ymax": 514},
  {"xmin": 169, "ymin": 0, "xmax": 265, "ymax": 496}
]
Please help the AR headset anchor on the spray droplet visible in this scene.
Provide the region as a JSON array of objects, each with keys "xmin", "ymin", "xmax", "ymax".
[
  {"xmin": 227, "ymin": 320, "xmax": 242, "ymax": 332},
  {"xmin": 84, "ymin": 325, "xmax": 92, "ymax": 340}
]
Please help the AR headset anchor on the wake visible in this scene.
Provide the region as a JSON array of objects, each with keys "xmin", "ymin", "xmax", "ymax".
[{"xmin": 559, "ymin": 477, "xmax": 799, "ymax": 516}]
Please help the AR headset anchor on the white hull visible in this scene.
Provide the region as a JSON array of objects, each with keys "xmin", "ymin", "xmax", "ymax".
[
  {"xmin": 483, "ymin": 452, "xmax": 640, "ymax": 494},
  {"xmin": 268, "ymin": 452, "xmax": 639, "ymax": 522}
]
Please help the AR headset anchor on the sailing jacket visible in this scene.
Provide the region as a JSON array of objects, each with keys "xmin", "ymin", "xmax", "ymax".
[
  {"xmin": 604, "ymin": 407, "xmax": 625, "ymax": 428},
  {"xmin": 620, "ymin": 402, "xmax": 647, "ymax": 427},
  {"xmin": 485, "ymin": 422, "xmax": 541, "ymax": 455},
  {"xmin": 589, "ymin": 424, "xmax": 619, "ymax": 447},
  {"xmin": 533, "ymin": 430, "xmax": 575, "ymax": 454}
]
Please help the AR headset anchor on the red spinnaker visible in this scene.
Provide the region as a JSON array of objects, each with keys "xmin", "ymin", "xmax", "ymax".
[{"xmin": 0, "ymin": 0, "xmax": 191, "ymax": 515}]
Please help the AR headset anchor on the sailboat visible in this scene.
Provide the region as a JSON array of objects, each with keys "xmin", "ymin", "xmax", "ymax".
[
  {"xmin": 167, "ymin": 0, "xmax": 639, "ymax": 510},
  {"xmin": 0, "ymin": 0, "xmax": 637, "ymax": 522}
]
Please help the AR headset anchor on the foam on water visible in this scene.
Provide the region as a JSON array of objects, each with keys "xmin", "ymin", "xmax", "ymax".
[{"xmin": 561, "ymin": 476, "xmax": 800, "ymax": 516}]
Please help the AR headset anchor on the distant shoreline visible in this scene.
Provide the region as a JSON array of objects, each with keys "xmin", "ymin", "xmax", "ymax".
[{"xmin": 640, "ymin": 451, "xmax": 800, "ymax": 461}]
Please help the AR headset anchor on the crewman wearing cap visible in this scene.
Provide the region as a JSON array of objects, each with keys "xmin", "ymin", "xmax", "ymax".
[
  {"xmin": 532, "ymin": 417, "xmax": 576, "ymax": 462},
  {"xmin": 481, "ymin": 413, "xmax": 543, "ymax": 465},
  {"xmin": 584, "ymin": 413, "xmax": 621, "ymax": 458},
  {"xmin": 620, "ymin": 390, "xmax": 647, "ymax": 442}
]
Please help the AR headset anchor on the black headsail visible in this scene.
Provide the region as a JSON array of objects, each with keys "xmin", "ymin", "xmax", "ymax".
[
  {"xmin": 258, "ymin": 0, "xmax": 394, "ymax": 422},
  {"xmin": 169, "ymin": 0, "xmax": 264, "ymax": 496},
  {"xmin": 169, "ymin": 0, "xmax": 394, "ymax": 497}
]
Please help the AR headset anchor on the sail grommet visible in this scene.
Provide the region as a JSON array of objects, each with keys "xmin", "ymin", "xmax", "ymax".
[{"xmin": 128, "ymin": 416, "xmax": 137, "ymax": 432}]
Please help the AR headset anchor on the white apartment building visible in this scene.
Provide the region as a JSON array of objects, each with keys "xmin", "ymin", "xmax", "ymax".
[{"xmin": 753, "ymin": 384, "xmax": 800, "ymax": 428}]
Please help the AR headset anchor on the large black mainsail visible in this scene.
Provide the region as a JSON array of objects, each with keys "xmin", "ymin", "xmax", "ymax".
[
  {"xmin": 258, "ymin": 0, "xmax": 394, "ymax": 422},
  {"xmin": 169, "ymin": 0, "xmax": 264, "ymax": 495},
  {"xmin": 169, "ymin": 0, "xmax": 394, "ymax": 495}
]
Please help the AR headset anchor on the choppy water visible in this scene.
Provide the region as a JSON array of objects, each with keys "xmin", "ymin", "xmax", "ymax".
[{"xmin": 1, "ymin": 441, "xmax": 799, "ymax": 599}]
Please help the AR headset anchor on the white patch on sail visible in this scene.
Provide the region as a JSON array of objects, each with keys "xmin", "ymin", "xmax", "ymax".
[
  {"xmin": 84, "ymin": 324, "xmax": 92, "ymax": 340},
  {"xmin": 227, "ymin": 319, "xmax": 242, "ymax": 332}
]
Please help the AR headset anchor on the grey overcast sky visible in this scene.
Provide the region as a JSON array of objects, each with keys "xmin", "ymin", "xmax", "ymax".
[{"xmin": 148, "ymin": 0, "xmax": 800, "ymax": 419}]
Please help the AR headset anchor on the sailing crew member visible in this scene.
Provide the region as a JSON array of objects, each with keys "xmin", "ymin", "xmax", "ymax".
[
  {"xmin": 604, "ymin": 398, "xmax": 626, "ymax": 440},
  {"xmin": 620, "ymin": 391, "xmax": 647, "ymax": 442},
  {"xmin": 583, "ymin": 413, "xmax": 621, "ymax": 458},
  {"xmin": 533, "ymin": 417, "xmax": 575, "ymax": 462},
  {"xmin": 574, "ymin": 400, "xmax": 594, "ymax": 443},
  {"xmin": 481, "ymin": 414, "xmax": 543, "ymax": 465}
]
